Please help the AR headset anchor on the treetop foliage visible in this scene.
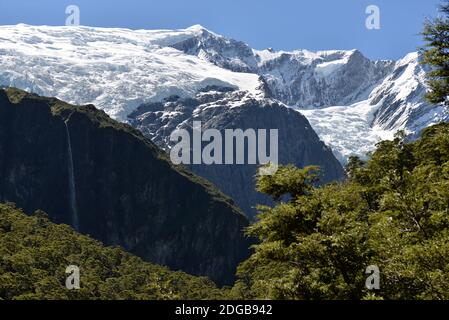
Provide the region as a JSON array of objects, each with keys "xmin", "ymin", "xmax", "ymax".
[
  {"xmin": 0, "ymin": 203, "xmax": 226, "ymax": 300},
  {"xmin": 422, "ymin": 0, "xmax": 449, "ymax": 107},
  {"xmin": 232, "ymin": 123, "xmax": 449, "ymax": 300}
]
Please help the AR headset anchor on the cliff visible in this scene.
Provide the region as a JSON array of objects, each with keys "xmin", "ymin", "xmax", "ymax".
[{"xmin": 0, "ymin": 88, "xmax": 252, "ymax": 285}]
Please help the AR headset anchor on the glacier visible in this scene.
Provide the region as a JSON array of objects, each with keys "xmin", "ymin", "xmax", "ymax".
[
  {"xmin": 300, "ymin": 100, "xmax": 395, "ymax": 164},
  {"xmin": 300, "ymin": 53, "xmax": 448, "ymax": 163},
  {"xmin": 0, "ymin": 24, "xmax": 447, "ymax": 163},
  {"xmin": 0, "ymin": 24, "xmax": 262, "ymax": 120}
]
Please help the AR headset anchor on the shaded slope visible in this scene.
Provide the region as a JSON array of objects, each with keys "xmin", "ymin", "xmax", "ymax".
[
  {"xmin": 0, "ymin": 88, "xmax": 252, "ymax": 285},
  {"xmin": 0, "ymin": 203, "xmax": 226, "ymax": 300},
  {"xmin": 129, "ymin": 88, "xmax": 345, "ymax": 218}
]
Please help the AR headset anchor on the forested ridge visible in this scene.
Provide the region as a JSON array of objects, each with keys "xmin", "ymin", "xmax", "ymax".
[{"xmin": 0, "ymin": 203, "xmax": 226, "ymax": 300}]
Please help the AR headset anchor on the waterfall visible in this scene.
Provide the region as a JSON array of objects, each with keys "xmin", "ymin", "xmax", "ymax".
[{"xmin": 64, "ymin": 120, "xmax": 79, "ymax": 231}]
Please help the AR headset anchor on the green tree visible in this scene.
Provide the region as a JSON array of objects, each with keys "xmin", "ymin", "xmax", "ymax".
[
  {"xmin": 0, "ymin": 203, "xmax": 227, "ymax": 300},
  {"xmin": 235, "ymin": 123, "xmax": 449, "ymax": 300},
  {"xmin": 345, "ymin": 156, "xmax": 365, "ymax": 181},
  {"xmin": 422, "ymin": 0, "xmax": 449, "ymax": 106}
]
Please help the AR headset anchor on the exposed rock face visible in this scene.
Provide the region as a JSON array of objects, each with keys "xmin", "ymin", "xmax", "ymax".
[
  {"xmin": 171, "ymin": 28, "xmax": 259, "ymax": 74},
  {"xmin": 0, "ymin": 88, "xmax": 252, "ymax": 286},
  {"xmin": 171, "ymin": 31, "xmax": 394, "ymax": 108},
  {"xmin": 368, "ymin": 53, "xmax": 449, "ymax": 134},
  {"xmin": 128, "ymin": 88, "xmax": 345, "ymax": 218}
]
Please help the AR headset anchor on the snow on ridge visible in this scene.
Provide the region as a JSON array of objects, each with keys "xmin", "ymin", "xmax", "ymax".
[
  {"xmin": 253, "ymin": 48, "xmax": 365, "ymax": 68},
  {"xmin": 315, "ymin": 57, "xmax": 349, "ymax": 78},
  {"xmin": 0, "ymin": 24, "xmax": 262, "ymax": 120},
  {"xmin": 298, "ymin": 51, "xmax": 447, "ymax": 164}
]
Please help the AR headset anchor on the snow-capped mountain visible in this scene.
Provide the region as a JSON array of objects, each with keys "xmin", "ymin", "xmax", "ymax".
[
  {"xmin": 300, "ymin": 53, "xmax": 448, "ymax": 162},
  {"xmin": 165, "ymin": 25, "xmax": 448, "ymax": 161},
  {"xmin": 170, "ymin": 28, "xmax": 393, "ymax": 108},
  {"xmin": 0, "ymin": 24, "xmax": 447, "ymax": 163},
  {"xmin": 0, "ymin": 24, "xmax": 263, "ymax": 120}
]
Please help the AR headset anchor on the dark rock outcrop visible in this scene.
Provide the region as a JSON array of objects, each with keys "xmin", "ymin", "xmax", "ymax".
[
  {"xmin": 129, "ymin": 89, "xmax": 345, "ymax": 218},
  {"xmin": 0, "ymin": 88, "xmax": 252, "ymax": 286}
]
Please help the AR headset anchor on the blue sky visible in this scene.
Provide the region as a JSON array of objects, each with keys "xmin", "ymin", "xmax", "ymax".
[{"xmin": 0, "ymin": 0, "xmax": 442, "ymax": 60}]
